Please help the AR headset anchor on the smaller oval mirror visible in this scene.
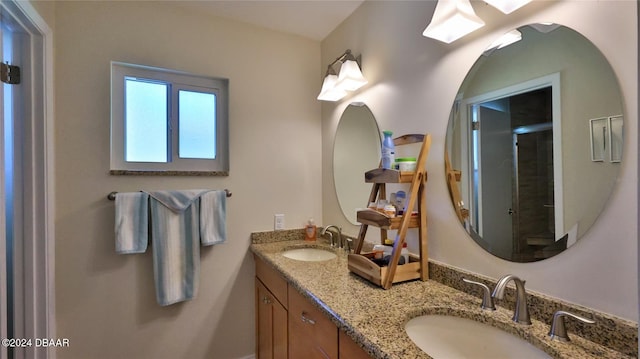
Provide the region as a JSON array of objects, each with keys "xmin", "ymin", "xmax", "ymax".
[{"xmin": 334, "ymin": 103, "xmax": 380, "ymax": 224}]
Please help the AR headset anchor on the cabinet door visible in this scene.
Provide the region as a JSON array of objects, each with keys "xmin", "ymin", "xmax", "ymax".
[
  {"xmin": 339, "ymin": 331, "xmax": 371, "ymax": 358},
  {"xmin": 288, "ymin": 288, "xmax": 338, "ymax": 359},
  {"xmin": 256, "ymin": 279, "xmax": 288, "ymax": 359}
]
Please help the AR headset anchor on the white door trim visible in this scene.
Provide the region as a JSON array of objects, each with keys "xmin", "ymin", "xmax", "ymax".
[
  {"xmin": 1, "ymin": 1, "xmax": 55, "ymax": 358},
  {"xmin": 462, "ymin": 72, "xmax": 564, "ymax": 240}
]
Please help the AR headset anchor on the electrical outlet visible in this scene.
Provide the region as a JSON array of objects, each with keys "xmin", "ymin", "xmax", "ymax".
[{"xmin": 274, "ymin": 214, "xmax": 285, "ymax": 230}]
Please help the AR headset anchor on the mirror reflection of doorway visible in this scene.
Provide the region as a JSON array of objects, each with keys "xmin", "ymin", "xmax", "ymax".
[{"xmin": 471, "ymin": 87, "xmax": 557, "ymax": 261}]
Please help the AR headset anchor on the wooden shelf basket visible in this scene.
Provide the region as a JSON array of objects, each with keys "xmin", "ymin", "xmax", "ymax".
[{"xmin": 347, "ymin": 253, "xmax": 422, "ymax": 287}]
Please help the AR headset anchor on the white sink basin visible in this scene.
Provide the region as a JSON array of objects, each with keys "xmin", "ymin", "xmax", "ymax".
[
  {"xmin": 281, "ymin": 248, "xmax": 336, "ymax": 261},
  {"xmin": 406, "ymin": 314, "xmax": 551, "ymax": 359}
]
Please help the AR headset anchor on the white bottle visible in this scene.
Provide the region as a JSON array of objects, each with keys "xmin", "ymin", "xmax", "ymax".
[
  {"xmin": 381, "ymin": 130, "xmax": 395, "ymax": 169},
  {"xmin": 400, "ymin": 242, "xmax": 409, "ymax": 264}
]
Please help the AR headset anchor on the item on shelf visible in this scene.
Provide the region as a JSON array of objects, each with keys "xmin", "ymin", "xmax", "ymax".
[
  {"xmin": 395, "ymin": 157, "xmax": 417, "ymax": 171},
  {"xmin": 395, "ymin": 191, "xmax": 406, "ymax": 215},
  {"xmin": 381, "ymin": 130, "xmax": 395, "ymax": 169},
  {"xmin": 384, "ymin": 204, "xmax": 396, "ymax": 218}
]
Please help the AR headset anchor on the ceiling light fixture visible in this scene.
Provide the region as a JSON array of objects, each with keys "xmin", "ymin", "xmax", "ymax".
[
  {"xmin": 484, "ymin": 0, "xmax": 532, "ymax": 14},
  {"xmin": 317, "ymin": 49, "xmax": 367, "ymax": 102},
  {"xmin": 423, "ymin": 0, "xmax": 485, "ymax": 44}
]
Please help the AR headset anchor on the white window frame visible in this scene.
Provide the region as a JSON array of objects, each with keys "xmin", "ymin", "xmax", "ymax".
[{"xmin": 110, "ymin": 62, "xmax": 229, "ymax": 175}]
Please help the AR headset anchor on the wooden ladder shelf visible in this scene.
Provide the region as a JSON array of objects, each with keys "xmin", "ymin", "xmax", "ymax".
[{"xmin": 348, "ymin": 133, "xmax": 432, "ymax": 289}]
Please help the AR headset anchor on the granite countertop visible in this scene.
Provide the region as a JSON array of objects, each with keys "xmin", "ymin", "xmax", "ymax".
[{"xmin": 250, "ymin": 236, "xmax": 633, "ymax": 359}]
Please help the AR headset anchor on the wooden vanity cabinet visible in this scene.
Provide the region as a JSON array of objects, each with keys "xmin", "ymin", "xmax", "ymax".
[
  {"xmin": 255, "ymin": 256, "xmax": 288, "ymax": 359},
  {"xmin": 254, "ymin": 255, "xmax": 371, "ymax": 359},
  {"xmin": 256, "ymin": 280, "xmax": 288, "ymax": 359},
  {"xmin": 339, "ymin": 331, "xmax": 370, "ymax": 359},
  {"xmin": 288, "ymin": 287, "xmax": 338, "ymax": 358}
]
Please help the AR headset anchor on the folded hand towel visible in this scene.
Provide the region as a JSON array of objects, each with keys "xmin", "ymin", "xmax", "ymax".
[
  {"xmin": 145, "ymin": 189, "xmax": 210, "ymax": 212},
  {"xmin": 200, "ymin": 190, "xmax": 227, "ymax": 246},
  {"xmin": 147, "ymin": 190, "xmax": 204, "ymax": 306},
  {"xmin": 114, "ymin": 192, "xmax": 149, "ymax": 254}
]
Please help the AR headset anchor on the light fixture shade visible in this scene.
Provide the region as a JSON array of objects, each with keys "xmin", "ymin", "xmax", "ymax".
[
  {"xmin": 484, "ymin": 0, "xmax": 532, "ymax": 14},
  {"xmin": 487, "ymin": 29, "xmax": 522, "ymax": 50},
  {"xmin": 317, "ymin": 74, "xmax": 347, "ymax": 101},
  {"xmin": 423, "ymin": 0, "xmax": 485, "ymax": 44},
  {"xmin": 335, "ymin": 60, "xmax": 368, "ymax": 92},
  {"xmin": 528, "ymin": 22, "xmax": 560, "ymax": 34}
]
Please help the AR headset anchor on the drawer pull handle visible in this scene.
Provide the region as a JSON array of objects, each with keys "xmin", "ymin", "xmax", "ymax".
[
  {"xmin": 317, "ymin": 346, "xmax": 331, "ymax": 359},
  {"xmin": 262, "ymin": 296, "xmax": 271, "ymax": 304},
  {"xmin": 301, "ymin": 312, "xmax": 316, "ymax": 325}
]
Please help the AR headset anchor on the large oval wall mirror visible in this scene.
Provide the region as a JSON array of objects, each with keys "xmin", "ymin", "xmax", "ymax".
[
  {"xmin": 334, "ymin": 103, "xmax": 381, "ymax": 224},
  {"xmin": 445, "ymin": 24, "xmax": 624, "ymax": 262}
]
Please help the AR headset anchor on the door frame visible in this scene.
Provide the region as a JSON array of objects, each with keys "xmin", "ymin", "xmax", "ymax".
[
  {"xmin": 460, "ymin": 72, "xmax": 564, "ymax": 241},
  {"xmin": 0, "ymin": 1, "xmax": 55, "ymax": 358}
]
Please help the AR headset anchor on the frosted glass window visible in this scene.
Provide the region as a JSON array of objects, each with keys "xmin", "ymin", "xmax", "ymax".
[
  {"xmin": 125, "ymin": 78, "xmax": 168, "ymax": 162},
  {"xmin": 179, "ymin": 90, "xmax": 216, "ymax": 159},
  {"xmin": 111, "ymin": 62, "xmax": 229, "ymax": 174}
]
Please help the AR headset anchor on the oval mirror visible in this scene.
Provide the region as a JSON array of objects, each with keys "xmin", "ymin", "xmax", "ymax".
[
  {"xmin": 445, "ymin": 24, "xmax": 624, "ymax": 262},
  {"xmin": 334, "ymin": 103, "xmax": 381, "ymax": 224}
]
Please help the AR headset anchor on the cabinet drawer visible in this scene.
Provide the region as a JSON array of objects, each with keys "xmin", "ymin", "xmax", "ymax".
[
  {"xmin": 255, "ymin": 255, "xmax": 288, "ymax": 308},
  {"xmin": 288, "ymin": 288, "xmax": 338, "ymax": 359},
  {"xmin": 339, "ymin": 330, "xmax": 371, "ymax": 358}
]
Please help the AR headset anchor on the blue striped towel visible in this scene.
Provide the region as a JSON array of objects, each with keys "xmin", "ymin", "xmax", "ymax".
[
  {"xmin": 200, "ymin": 190, "xmax": 227, "ymax": 246},
  {"xmin": 114, "ymin": 192, "xmax": 149, "ymax": 254},
  {"xmin": 145, "ymin": 189, "xmax": 226, "ymax": 306}
]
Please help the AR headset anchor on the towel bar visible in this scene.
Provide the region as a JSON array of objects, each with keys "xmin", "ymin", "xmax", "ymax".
[{"xmin": 107, "ymin": 189, "xmax": 232, "ymax": 201}]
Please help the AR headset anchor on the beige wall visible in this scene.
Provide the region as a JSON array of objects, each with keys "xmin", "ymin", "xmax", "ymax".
[
  {"xmin": 53, "ymin": 1, "xmax": 321, "ymax": 358},
  {"xmin": 322, "ymin": 1, "xmax": 638, "ymax": 321},
  {"xmin": 29, "ymin": 0, "xmax": 638, "ymax": 357}
]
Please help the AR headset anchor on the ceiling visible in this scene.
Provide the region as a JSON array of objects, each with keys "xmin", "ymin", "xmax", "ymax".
[{"xmin": 173, "ymin": 0, "xmax": 366, "ymax": 41}]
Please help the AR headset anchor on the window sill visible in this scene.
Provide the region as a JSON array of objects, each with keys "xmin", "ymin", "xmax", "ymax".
[{"xmin": 110, "ymin": 170, "xmax": 229, "ymax": 176}]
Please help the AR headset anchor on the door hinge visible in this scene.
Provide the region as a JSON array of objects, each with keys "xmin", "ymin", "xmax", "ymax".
[
  {"xmin": 472, "ymin": 121, "xmax": 480, "ymax": 130},
  {"xmin": 1, "ymin": 62, "xmax": 20, "ymax": 85}
]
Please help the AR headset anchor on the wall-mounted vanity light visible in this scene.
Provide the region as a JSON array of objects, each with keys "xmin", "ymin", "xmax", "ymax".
[
  {"xmin": 484, "ymin": 0, "xmax": 531, "ymax": 14},
  {"xmin": 317, "ymin": 49, "xmax": 367, "ymax": 102},
  {"xmin": 422, "ymin": 0, "xmax": 485, "ymax": 44},
  {"xmin": 423, "ymin": 0, "xmax": 531, "ymax": 44}
]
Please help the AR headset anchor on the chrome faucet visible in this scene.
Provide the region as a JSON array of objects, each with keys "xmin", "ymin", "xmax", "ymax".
[
  {"xmin": 548, "ymin": 310, "xmax": 595, "ymax": 342},
  {"xmin": 320, "ymin": 225, "xmax": 343, "ymax": 248},
  {"xmin": 492, "ymin": 274, "xmax": 531, "ymax": 325}
]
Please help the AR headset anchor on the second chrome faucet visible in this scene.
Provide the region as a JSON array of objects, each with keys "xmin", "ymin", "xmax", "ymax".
[
  {"xmin": 464, "ymin": 274, "xmax": 531, "ymax": 325},
  {"xmin": 492, "ymin": 274, "xmax": 531, "ymax": 325}
]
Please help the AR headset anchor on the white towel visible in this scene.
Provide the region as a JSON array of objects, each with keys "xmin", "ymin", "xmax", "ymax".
[
  {"xmin": 114, "ymin": 192, "xmax": 149, "ymax": 254},
  {"xmin": 200, "ymin": 190, "xmax": 227, "ymax": 246}
]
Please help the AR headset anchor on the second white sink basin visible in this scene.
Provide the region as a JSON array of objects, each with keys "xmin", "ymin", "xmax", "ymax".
[
  {"xmin": 281, "ymin": 248, "xmax": 336, "ymax": 262},
  {"xmin": 406, "ymin": 314, "xmax": 551, "ymax": 359}
]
